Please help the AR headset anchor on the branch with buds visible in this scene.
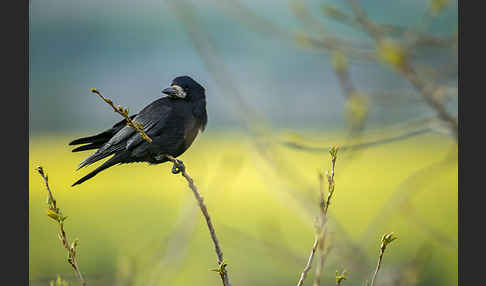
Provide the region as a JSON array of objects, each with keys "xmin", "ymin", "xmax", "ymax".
[
  {"xmin": 90, "ymin": 88, "xmax": 152, "ymax": 143},
  {"xmin": 92, "ymin": 89, "xmax": 231, "ymax": 286},
  {"xmin": 369, "ymin": 232, "xmax": 398, "ymax": 286},
  {"xmin": 37, "ymin": 166, "xmax": 86, "ymax": 286},
  {"xmin": 297, "ymin": 146, "xmax": 339, "ymax": 286}
]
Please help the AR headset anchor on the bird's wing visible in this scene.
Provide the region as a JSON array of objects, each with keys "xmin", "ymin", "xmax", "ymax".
[
  {"xmin": 125, "ymin": 99, "xmax": 173, "ymax": 149},
  {"xmin": 77, "ymin": 98, "xmax": 172, "ymax": 169},
  {"xmin": 69, "ymin": 114, "xmax": 137, "ymax": 152}
]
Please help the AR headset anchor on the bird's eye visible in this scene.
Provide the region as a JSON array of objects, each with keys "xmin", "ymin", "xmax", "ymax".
[{"xmin": 171, "ymin": 85, "xmax": 187, "ymax": 98}]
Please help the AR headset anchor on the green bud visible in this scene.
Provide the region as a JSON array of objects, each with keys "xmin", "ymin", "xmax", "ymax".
[
  {"xmin": 47, "ymin": 209, "xmax": 60, "ymax": 222},
  {"xmin": 335, "ymin": 270, "xmax": 347, "ymax": 285},
  {"xmin": 381, "ymin": 232, "xmax": 398, "ymax": 250}
]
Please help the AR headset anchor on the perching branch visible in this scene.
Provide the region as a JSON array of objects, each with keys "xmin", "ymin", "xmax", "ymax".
[
  {"xmin": 166, "ymin": 155, "xmax": 231, "ymax": 286},
  {"xmin": 90, "ymin": 88, "xmax": 152, "ymax": 143},
  {"xmin": 37, "ymin": 166, "xmax": 86, "ymax": 286},
  {"xmin": 92, "ymin": 89, "xmax": 231, "ymax": 286},
  {"xmin": 369, "ymin": 232, "xmax": 398, "ymax": 286}
]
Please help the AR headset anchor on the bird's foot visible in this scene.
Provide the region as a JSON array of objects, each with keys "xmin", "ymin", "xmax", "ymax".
[{"xmin": 171, "ymin": 159, "xmax": 185, "ymax": 174}]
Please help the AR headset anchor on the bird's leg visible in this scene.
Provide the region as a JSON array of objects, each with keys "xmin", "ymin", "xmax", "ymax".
[
  {"xmin": 171, "ymin": 160, "xmax": 185, "ymax": 174},
  {"xmin": 162, "ymin": 155, "xmax": 185, "ymax": 174}
]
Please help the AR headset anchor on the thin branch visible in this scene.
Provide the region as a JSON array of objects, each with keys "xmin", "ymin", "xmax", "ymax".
[
  {"xmin": 313, "ymin": 228, "xmax": 332, "ymax": 286},
  {"xmin": 313, "ymin": 147, "xmax": 338, "ymax": 286},
  {"xmin": 39, "ymin": 167, "xmax": 57, "ymax": 209},
  {"xmin": 92, "ymin": 89, "xmax": 230, "ymax": 286},
  {"xmin": 370, "ymin": 250, "xmax": 384, "ymax": 286},
  {"xmin": 297, "ymin": 147, "xmax": 339, "ymax": 286},
  {"xmin": 369, "ymin": 233, "xmax": 398, "ymax": 286},
  {"xmin": 297, "ymin": 235, "xmax": 320, "ymax": 286},
  {"xmin": 90, "ymin": 88, "xmax": 152, "ymax": 143},
  {"xmin": 313, "ymin": 167, "xmax": 335, "ymax": 286},
  {"xmin": 166, "ymin": 155, "xmax": 231, "ymax": 286},
  {"xmin": 323, "ymin": 148, "xmax": 338, "ymax": 215},
  {"xmin": 37, "ymin": 166, "xmax": 86, "ymax": 286},
  {"xmin": 282, "ymin": 128, "xmax": 433, "ymax": 153}
]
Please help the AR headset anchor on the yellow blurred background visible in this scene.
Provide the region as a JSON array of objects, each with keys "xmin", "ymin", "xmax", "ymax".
[{"xmin": 30, "ymin": 130, "xmax": 457, "ymax": 286}]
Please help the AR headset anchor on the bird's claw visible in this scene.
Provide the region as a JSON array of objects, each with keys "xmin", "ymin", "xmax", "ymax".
[{"xmin": 171, "ymin": 160, "xmax": 185, "ymax": 174}]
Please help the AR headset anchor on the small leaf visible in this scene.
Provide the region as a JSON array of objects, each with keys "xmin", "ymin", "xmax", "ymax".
[
  {"xmin": 47, "ymin": 209, "xmax": 60, "ymax": 222},
  {"xmin": 380, "ymin": 232, "xmax": 398, "ymax": 251},
  {"xmin": 36, "ymin": 166, "xmax": 44, "ymax": 175},
  {"xmin": 335, "ymin": 270, "xmax": 347, "ymax": 285},
  {"xmin": 210, "ymin": 261, "xmax": 228, "ymax": 274},
  {"xmin": 382, "ymin": 232, "xmax": 398, "ymax": 245},
  {"xmin": 70, "ymin": 239, "xmax": 79, "ymax": 252},
  {"xmin": 329, "ymin": 146, "xmax": 339, "ymax": 158}
]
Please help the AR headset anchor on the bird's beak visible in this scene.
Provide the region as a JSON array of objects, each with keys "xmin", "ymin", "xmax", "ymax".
[
  {"xmin": 162, "ymin": 87, "xmax": 177, "ymax": 97},
  {"xmin": 162, "ymin": 85, "xmax": 187, "ymax": 98}
]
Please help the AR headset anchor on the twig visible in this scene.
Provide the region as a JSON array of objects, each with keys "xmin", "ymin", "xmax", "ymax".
[
  {"xmin": 281, "ymin": 128, "xmax": 433, "ymax": 153},
  {"xmin": 297, "ymin": 235, "xmax": 320, "ymax": 286},
  {"xmin": 313, "ymin": 228, "xmax": 331, "ymax": 286},
  {"xmin": 313, "ymin": 172, "xmax": 331, "ymax": 286},
  {"xmin": 90, "ymin": 88, "xmax": 152, "ymax": 143},
  {"xmin": 92, "ymin": 89, "xmax": 231, "ymax": 286},
  {"xmin": 297, "ymin": 147, "xmax": 339, "ymax": 286},
  {"xmin": 369, "ymin": 232, "xmax": 398, "ymax": 286},
  {"xmin": 37, "ymin": 166, "xmax": 86, "ymax": 286},
  {"xmin": 323, "ymin": 147, "xmax": 338, "ymax": 215},
  {"xmin": 166, "ymin": 155, "xmax": 231, "ymax": 286}
]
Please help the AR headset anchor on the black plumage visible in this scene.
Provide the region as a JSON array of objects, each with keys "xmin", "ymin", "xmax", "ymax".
[{"xmin": 69, "ymin": 76, "xmax": 207, "ymax": 186}]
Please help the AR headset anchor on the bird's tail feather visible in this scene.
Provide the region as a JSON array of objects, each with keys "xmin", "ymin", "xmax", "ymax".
[
  {"xmin": 69, "ymin": 131, "xmax": 113, "ymax": 147},
  {"xmin": 69, "ymin": 115, "xmax": 137, "ymax": 148},
  {"xmin": 72, "ymin": 154, "xmax": 125, "ymax": 187},
  {"xmin": 77, "ymin": 144, "xmax": 124, "ymax": 170},
  {"xmin": 71, "ymin": 142, "xmax": 104, "ymax": 152}
]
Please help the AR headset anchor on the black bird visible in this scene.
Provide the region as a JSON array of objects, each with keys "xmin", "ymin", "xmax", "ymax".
[{"xmin": 69, "ymin": 76, "xmax": 207, "ymax": 186}]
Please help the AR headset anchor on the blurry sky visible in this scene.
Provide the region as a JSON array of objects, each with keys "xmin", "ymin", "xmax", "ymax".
[{"xmin": 29, "ymin": 0, "xmax": 457, "ymax": 135}]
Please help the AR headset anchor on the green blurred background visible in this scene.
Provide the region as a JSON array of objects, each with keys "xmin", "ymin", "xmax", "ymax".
[{"xmin": 29, "ymin": 0, "xmax": 457, "ymax": 285}]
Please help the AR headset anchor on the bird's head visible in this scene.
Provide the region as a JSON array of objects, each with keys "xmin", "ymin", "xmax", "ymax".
[{"xmin": 162, "ymin": 76, "xmax": 205, "ymax": 102}]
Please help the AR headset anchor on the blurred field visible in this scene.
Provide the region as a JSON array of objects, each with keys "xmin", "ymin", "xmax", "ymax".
[{"xmin": 29, "ymin": 130, "xmax": 457, "ymax": 286}]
